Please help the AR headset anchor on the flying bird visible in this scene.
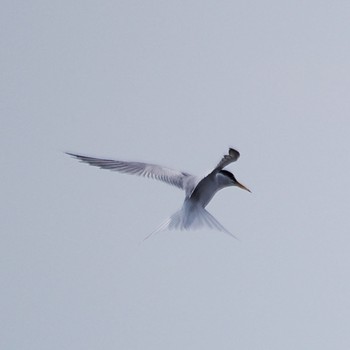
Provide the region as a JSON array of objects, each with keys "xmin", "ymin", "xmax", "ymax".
[{"xmin": 66, "ymin": 148, "xmax": 250, "ymax": 239}]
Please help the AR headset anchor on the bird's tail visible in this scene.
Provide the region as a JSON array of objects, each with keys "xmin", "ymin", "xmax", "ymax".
[{"xmin": 144, "ymin": 203, "xmax": 237, "ymax": 240}]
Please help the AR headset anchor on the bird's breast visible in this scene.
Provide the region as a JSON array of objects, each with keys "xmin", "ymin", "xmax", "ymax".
[{"xmin": 189, "ymin": 176, "xmax": 220, "ymax": 208}]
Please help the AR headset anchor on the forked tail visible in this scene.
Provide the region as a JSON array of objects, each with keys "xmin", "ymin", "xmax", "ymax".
[{"xmin": 144, "ymin": 203, "xmax": 237, "ymax": 240}]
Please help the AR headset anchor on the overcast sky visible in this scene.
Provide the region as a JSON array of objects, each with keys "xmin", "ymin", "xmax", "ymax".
[{"xmin": 2, "ymin": 1, "xmax": 350, "ymax": 349}]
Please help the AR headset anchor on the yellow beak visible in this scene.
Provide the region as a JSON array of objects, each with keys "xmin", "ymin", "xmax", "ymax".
[{"xmin": 236, "ymin": 181, "xmax": 251, "ymax": 193}]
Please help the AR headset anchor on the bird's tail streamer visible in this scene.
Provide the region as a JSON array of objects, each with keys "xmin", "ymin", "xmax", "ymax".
[{"xmin": 144, "ymin": 205, "xmax": 238, "ymax": 240}]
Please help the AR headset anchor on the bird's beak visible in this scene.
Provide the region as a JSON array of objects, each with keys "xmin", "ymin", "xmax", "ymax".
[{"xmin": 236, "ymin": 181, "xmax": 251, "ymax": 193}]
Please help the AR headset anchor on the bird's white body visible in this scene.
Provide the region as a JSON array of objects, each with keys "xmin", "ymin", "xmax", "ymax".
[
  {"xmin": 67, "ymin": 148, "xmax": 250, "ymax": 239},
  {"xmin": 190, "ymin": 171, "xmax": 233, "ymax": 207}
]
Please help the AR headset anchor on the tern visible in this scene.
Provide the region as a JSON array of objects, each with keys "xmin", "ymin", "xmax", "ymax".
[{"xmin": 66, "ymin": 148, "xmax": 250, "ymax": 239}]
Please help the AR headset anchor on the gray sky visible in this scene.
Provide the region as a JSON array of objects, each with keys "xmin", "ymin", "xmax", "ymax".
[{"xmin": 2, "ymin": 1, "xmax": 350, "ymax": 349}]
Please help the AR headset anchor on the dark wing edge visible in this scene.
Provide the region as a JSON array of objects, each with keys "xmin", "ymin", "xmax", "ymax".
[{"xmin": 214, "ymin": 148, "xmax": 240, "ymax": 171}]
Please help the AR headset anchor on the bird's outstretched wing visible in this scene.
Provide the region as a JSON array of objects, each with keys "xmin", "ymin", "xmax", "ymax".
[
  {"xmin": 66, "ymin": 152, "xmax": 193, "ymax": 191},
  {"xmin": 214, "ymin": 148, "xmax": 240, "ymax": 171}
]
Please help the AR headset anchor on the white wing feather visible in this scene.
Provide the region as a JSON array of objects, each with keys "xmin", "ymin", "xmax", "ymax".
[{"xmin": 66, "ymin": 152, "xmax": 195, "ymax": 191}]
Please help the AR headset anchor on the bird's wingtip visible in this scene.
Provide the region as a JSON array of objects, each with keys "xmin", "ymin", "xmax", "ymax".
[
  {"xmin": 65, "ymin": 151, "xmax": 80, "ymax": 158},
  {"xmin": 228, "ymin": 147, "xmax": 240, "ymax": 158}
]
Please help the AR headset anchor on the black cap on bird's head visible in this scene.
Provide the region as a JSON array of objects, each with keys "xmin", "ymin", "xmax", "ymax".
[{"xmin": 220, "ymin": 170, "xmax": 251, "ymax": 192}]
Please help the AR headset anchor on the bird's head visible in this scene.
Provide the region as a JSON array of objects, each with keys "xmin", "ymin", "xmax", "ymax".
[{"xmin": 219, "ymin": 170, "xmax": 251, "ymax": 192}]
